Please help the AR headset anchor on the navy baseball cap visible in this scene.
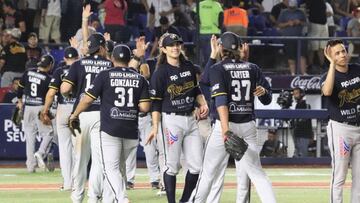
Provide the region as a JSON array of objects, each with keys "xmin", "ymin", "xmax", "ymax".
[
  {"xmin": 160, "ymin": 33, "xmax": 183, "ymax": 47},
  {"xmin": 64, "ymin": 47, "xmax": 79, "ymax": 59},
  {"xmin": 112, "ymin": 44, "xmax": 132, "ymax": 62},
  {"xmin": 87, "ymin": 33, "xmax": 106, "ymax": 54},
  {"xmin": 219, "ymin": 32, "xmax": 240, "ymax": 51},
  {"xmin": 37, "ymin": 54, "xmax": 54, "ymax": 67}
]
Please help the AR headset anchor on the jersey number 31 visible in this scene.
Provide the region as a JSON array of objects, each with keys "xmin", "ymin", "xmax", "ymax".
[{"xmin": 114, "ymin": 87, "xmax": 134, "ymax": 107}]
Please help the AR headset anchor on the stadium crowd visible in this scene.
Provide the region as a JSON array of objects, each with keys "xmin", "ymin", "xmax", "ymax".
[{"xmin": 0, "ymin": 0, "xmax": 358, "ymax": 86}]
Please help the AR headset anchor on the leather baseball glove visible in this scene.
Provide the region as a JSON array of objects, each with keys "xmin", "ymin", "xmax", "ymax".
[
  {"xmin": 11, "ymin": 106, "xmax": 23, "ymax": 126},
  {"xmin": 38, "ymin": 110, "xmax": 54, "ymax": 125},
  {"xmin": 224, "ymin": 130, "xmax": 248, "ymax": 161},
  {"xmin": 68, "ymin": 116, "xmax": 81, "ymax": 137}
]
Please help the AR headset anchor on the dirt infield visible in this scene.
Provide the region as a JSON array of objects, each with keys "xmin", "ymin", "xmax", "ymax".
[{"xmin": 0, "ymin": 182, "xmax": 351, "ymax": 191}]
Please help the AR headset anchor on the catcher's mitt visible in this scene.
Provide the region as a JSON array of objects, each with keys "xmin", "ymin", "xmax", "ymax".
[
  {"xmin": 11, "ymin": 106, "xmax": 23, "ymax": 126},
  {"xmin": 224, "ymin": 130, "xmax": 248, "ymax": 161},
  {"xmin": 68, "ymin": 116, "xmax": 81, "ymax": 137},
  {"xmin": 38, "ymin": 110, "xmax": 54, "ymax": 125}
]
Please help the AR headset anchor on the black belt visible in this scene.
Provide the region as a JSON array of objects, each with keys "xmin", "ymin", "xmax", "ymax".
[
  {"xmin": 139, "ymin": 112, "xmax": 149, "ymax": 117},
  {"xmin": 165, "ymin": 111, "xmax": 193, "ymax": 116},
  {"xmin": 339, "ymin": 121, "xmax": 360, "ymax": 127}
]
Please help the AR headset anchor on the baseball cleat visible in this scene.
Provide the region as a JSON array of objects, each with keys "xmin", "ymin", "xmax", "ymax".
[
  {"xmin": 34, "ymin": 152, "xmax": 46, "ymax": 170},
  {"xmin": 151, "ymin": 181, "xmax": 160, "ymax": 190},
  {"xmin": 126, "ymin": 182, "xmax": 134, "ymax": 190},
  {"xmin": 156, "ymin": 187, "xmax": 166, "ymax": 196}
]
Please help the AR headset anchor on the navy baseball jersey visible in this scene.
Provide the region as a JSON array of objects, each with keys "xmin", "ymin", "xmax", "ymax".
[
  {"xmin": 49, "ymin": 64, "xmax": 76, "ymax": 105},
  {"xmin": 63, "ymin": 55, "xmax": 112, "ymax": 112},
  {"xmin": 150, "ymin": 61, "xmax": 201, "ymax": 113},
  {"xmin": 86, "ymin": 67, "xmax": 150, "ymax": 139},
  {"xmin": 18, "ymin": 68, "xmax": 51, "ymax": 106},
  {"xmin": 320, "ymin": 63, "xmax": 360, "ymax": 123},
  {"xmin": 210, "ymin": 59, "xmax": 272, "ymax": 123}
]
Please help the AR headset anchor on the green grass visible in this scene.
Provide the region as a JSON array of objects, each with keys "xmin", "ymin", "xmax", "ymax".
[{"xmin": 0, "ymin": 167, "xmax": 353, "ymax": 203}]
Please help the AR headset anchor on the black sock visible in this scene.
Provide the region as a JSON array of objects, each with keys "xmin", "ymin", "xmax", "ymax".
[
  {"xmin": 180, "ymin": 171, "xmax": 199, "ymax": 202},
  {"xmin": 164, "ymin": 172, "xmax": 176, "ymax": 203}
]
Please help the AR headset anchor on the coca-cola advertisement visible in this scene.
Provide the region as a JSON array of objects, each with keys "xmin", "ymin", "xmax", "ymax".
[{"xmin": 266, "ymin": 75, "xmax": 322, "ymax": 93}]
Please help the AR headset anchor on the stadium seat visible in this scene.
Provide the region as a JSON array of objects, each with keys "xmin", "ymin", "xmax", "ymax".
[
  {"xmin": 339, "ymin": 16, "xmax": 351, "ymax": 31},
  {"xmin": 0, "ymin": 87, "xmax": 11, "ymax": 103},
  {"xmin": 50, "ymin": 49, "xmax": 65, "ymax": 65}
]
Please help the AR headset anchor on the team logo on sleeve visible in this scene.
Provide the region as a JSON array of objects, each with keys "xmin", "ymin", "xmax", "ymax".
[
  {"xmin": 339, "ymin": 136, "xmax": 350, "ymax": 157},
  {"xmin": 165, "ymin": 128, "xmax": 178, "ymax": 145}
]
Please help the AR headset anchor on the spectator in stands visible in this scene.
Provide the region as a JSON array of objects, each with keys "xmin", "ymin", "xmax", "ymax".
[
  {"xmin": 25, "ymin": 0, "xmax": 39, "ymax": 34},
  {"xmin": 1, "ymin": 29, "xmax": 12, "ymax": 49},
  {"xmin": 332, "ymin": 0, "xmax": 352, "ymax": 22},
  {"xmin": 2, "ymin": 0, "xmax": 26, "ymax": 42},
  {"xmin": 2, "ymin": 77, "xmax": 19, "ymax": 103},
  {"xmin": 260, "ymin": 129, "xmax": 285, "ymax": 157},
  {"xmin": 306, "ymin": 0, "xmax": 328, "ymax": 72},
  {"xmin": 127, "ymin": 0, "xmax": 147, "ymax": 39},
  {"xmin": 144, "ymin": 0, "xmax": 179, "ymax": 30},
  {"xmin": 326, "ymin": 0, "xmax": 336, "ymax": 37},
  {"xmin": 277, "ymin": 0, "xmax": 308, "ymax": 75},
  {"xmin": 292, "ymin": 87, "xmax": 313, "ymax": 157},
  {"xmin": 0, "ymin": 28, "xmax": 27, "ymax": 87},
  {"xmin": 198, "ymin": 0, "xmax": 223, "ymax": 65},
  {"xmin": 270, "ymin": 0, "xmax": 288, "ymax": 26},
  {"xmin": 177, "ymin": 0, "xmax": 196, "ymax": 32},
  {"xmin": 150, "ymin": 16, "xmax": 180, "ymax": 57},
  {"xmin": 347, "ymin": 7, "xmax": 360, "ymax": 57},
  {"xmin": 103, "ymin": 0, "xmax": 129, "ymax": 43},
  {"xmin": 39, "ymin": 0, "xmax": 62, "ymax": 44},
  {"xmin": 223, "ymin": 0, "xmax": 249, "ymax": 36},
  {"xmin": 25, "ymin": 32, "xmax": 43, "ymax": 69},
  {"xmin": 60, "ymin": 0, "xmax": 82, "ymax": 42}
]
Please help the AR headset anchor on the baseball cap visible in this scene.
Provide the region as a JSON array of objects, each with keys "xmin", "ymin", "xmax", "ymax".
[
  {"xmin": 10, "ymin": 28, "xmax": 21, "ymax": 39},
  {"xmin": 288, "ymin": 0, "xmax": 297, "ymax": 7},
  {"xmin": 37, "ymin": 54, "xmax": 55, "ymax": 67},
  {"xmin": 218, "ymin": 32, "xmax": 240, "ymax": 51},
  {"xmin": 112, "ymin": 44, "xmax": 132, "ymax": 63},
  {"xmin": 87, "ymin": 33, "xmax": 106, "ymax": 54},
  {"xmin": 64, "ymin": 47, "xmax": 79, "ymax": 59},
  {"xmin": 160, "ymin": 33, "xmax": 183, "ymax": 47}
]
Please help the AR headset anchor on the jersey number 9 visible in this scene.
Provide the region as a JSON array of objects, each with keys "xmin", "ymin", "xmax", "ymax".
[
  {"xmin": 30, "ymin": 83, "xmax": 37, "ymax": 97},
  {"xmin": 114, "ymin": 87, "xmax": 134, "ymax": 107}
]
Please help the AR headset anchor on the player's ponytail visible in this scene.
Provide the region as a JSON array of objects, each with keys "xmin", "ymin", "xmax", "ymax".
[{"xmin": 222, "ymin": 49, "xmax": 241, "ymax": 61}]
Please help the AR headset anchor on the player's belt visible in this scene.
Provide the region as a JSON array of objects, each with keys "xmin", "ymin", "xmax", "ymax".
[
  {"xmin": 139, "ymin": 112, "xmax": 148, "ymax": 117},
  {"xmin": 340, "ymin": 121, "xmax": 360, "ymax": 127},
  {"xmin": 165, "ymin": 111, "xmax": 193, "ymax": 116}
]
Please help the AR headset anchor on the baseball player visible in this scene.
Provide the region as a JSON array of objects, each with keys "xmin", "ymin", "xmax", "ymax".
[
  {"xmin": 322, "ymin": 39, "xmax": 360, "ymax": 203},
  {"xmin": 16, "ymin": 54, "xmax": 55, "ymax": 173},
  {"xmin": 191, "ymin": 32, "xmax": 276, "ymax": 203},
  {"xmin": 41, "ymin": 47, "xmax": 79, "ymax": 191},
  {"xmin": 60, "ymin": 33, "xmax": 113, "ymax": 203},
  {"xmin": 69, "ymin": 44, "xmax": 150, "ymax": 203},
  {"xmin": 146, "ymin": 33, "xmax": 209, "ymax": 203},
  {"xmin": 198, "ymin": 34, "xmax": 252, "ymax": 203}
]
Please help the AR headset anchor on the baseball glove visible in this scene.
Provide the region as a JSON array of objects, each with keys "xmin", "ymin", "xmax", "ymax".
[
  {"xmin": 11, "ymin": 106, "xmax": 23, "ymax": 126},
  {"xmin": 38, "ymin": 111, "xmax": 54, "ymax": 125},
  {"xmin": 68, "ymin": 116, "xmax": 81, "ymax": 137},
  {"xmin": 224, "ymin": 130, "xmax": 248, "ymax": 161}
]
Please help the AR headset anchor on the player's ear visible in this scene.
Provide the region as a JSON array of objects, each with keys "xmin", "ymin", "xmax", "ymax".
[{"xmin": 160, "ymin": 47, "xmax": 167, "ymax": 54}]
